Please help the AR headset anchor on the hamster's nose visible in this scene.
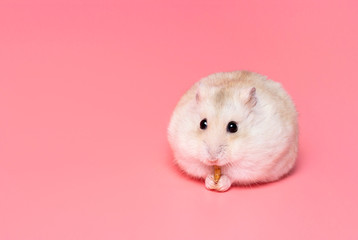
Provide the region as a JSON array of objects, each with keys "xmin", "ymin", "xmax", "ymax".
[
  {"xmin": 207, "ymin": 148, "xmax": 223, "ymax": 162},
  {"xmin": 205, "ymin": 142, "xmax": 225, "ymax": 162}
]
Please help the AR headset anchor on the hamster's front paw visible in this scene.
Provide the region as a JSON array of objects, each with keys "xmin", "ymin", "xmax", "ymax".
[{"xmin": 205, "ymin": 174, "xmax": 231, "ymax": 192}]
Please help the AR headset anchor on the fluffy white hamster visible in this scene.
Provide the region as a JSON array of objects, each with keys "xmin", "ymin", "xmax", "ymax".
[{"xmin": 168, "ymin": 71, "xmax": 298, "ymax": 191}]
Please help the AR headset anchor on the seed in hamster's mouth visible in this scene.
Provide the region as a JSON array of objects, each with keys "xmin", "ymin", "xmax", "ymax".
[{"xmin": 214, "ymin": 165, "xmax": 221, "ymax": 184}]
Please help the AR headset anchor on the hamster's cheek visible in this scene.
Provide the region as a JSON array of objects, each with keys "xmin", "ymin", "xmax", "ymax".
[
  {"xmin": 176, "ymin": 155, "xmax": 212, "ymax": 178},
  {"xmin": 223, "ymin": 162, "xmax": 263, "ymax": 184},
  {"xmin": 177, "ymin": 134, "xmax": 205, "ymax": 161},
  {"xmin": 226, "ymin": 139, "xmax": 247, "ymax": 160}
]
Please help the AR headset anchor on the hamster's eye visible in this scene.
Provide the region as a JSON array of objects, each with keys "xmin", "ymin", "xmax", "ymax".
[
  {"xmin": 227, "ymin": 121, "xmax": 238, "ymax": 133},
  {"xmin": 200, "ymin": 119, "xmax": 207, "ymax": 130}
]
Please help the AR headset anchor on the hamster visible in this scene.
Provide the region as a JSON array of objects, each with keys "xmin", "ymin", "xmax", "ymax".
[{"xmin": 168, "ymin": 71, "xmax": 298, "ymax": 191}]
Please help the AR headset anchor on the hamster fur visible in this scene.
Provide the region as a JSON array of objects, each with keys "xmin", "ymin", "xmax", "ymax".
[{"xmin": 168, "ymin": 71, "xmax": 298, "ymax": 191}]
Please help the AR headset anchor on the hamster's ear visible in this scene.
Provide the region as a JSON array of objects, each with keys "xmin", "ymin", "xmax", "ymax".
[
  {"xmin": 196, "ymin": 82, "xmax": 203, "ymax": 103},
  {"xmin": 241, "ymin": 87, "xmax": 257, "ymax": 108},
  {"xmin": 196, "ymin": 91, "xmax": 200, "ymax": 103}
]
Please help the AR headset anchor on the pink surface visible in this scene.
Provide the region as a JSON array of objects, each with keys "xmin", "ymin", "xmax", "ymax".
[{"xmin": 1, "ymin": 0, "xmax": 358, "ymax": 239}]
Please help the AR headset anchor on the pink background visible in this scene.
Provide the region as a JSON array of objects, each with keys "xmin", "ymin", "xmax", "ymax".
[{"xmin": 1, "ymin": 0, "xmax": 358, "ymax": 239}]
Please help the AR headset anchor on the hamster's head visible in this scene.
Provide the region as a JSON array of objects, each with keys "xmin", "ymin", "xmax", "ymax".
[
  {"xmin": 169, "ymin": 81, "xmax": 258, "ymax": 168},
  {"xmin": 193, "ymin": 83, "xmax": 257, "ymax": 166}
]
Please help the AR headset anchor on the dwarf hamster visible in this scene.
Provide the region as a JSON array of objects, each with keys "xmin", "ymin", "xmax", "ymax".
[{"xmin": 168, "ymin": 71, "xmax": 298, "ymax": 191}]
